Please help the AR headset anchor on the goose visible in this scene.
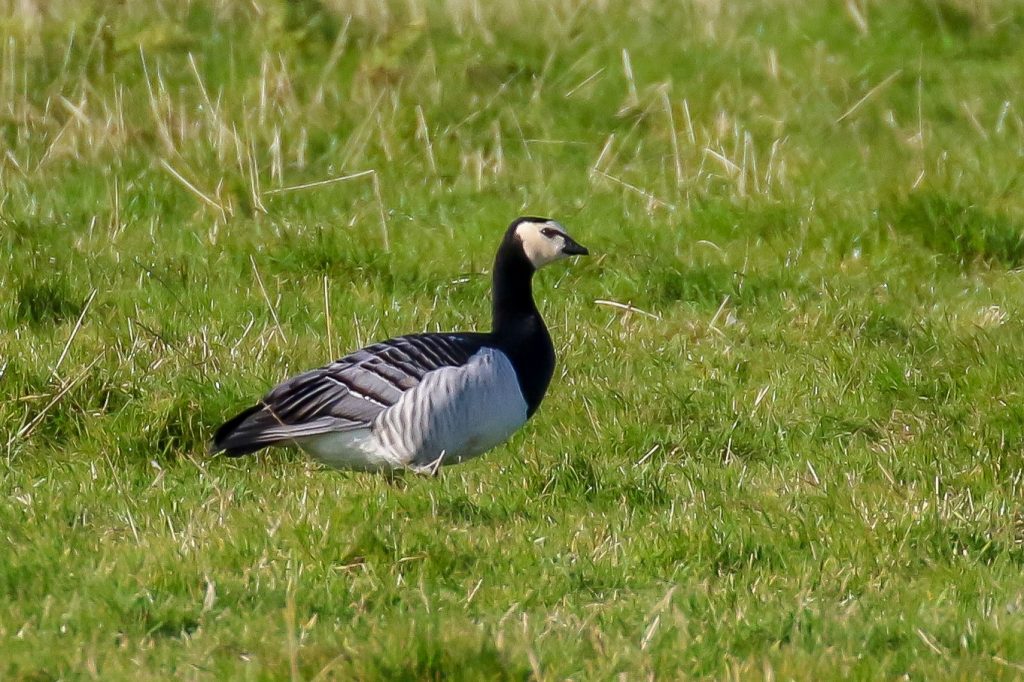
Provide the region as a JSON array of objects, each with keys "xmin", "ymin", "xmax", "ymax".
[{"xmin": 211, "ymin": 216, "xmax": 589, "ymax": 474}]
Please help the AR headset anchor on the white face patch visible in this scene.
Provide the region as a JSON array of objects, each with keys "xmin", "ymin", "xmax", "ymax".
[{"xmin": 515, "ymin": 220, "xmax": 576, "ymax": 269}]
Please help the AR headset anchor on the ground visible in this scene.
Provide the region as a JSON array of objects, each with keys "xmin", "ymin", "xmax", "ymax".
[{"xmin": 2, "ymin": 1, "xmax": 1024, "ymax": 679}]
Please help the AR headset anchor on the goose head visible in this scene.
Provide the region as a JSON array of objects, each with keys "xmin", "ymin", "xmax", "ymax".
[{"xmin": 507, "ymin": 216, "xmax": 589, "ymax": 270}]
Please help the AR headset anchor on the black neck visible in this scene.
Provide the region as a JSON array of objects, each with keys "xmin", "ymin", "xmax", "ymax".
[
  {"xmin": 492, "ymin": 246, "xmax": 539, "ymax": 335},
  {"xmin": 490, "ymin": 240, "xmax": 555, "ymax": 417}
]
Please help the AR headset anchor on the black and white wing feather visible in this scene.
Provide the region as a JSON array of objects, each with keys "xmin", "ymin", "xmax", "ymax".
[{"xmin": 212, "ymin": 333, "xmax": 487, "ymax": 455}]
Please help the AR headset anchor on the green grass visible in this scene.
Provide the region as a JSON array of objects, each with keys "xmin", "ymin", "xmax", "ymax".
[{"xmin": 3, "ymin": 0, "xmax": 1024, "ymax": 678}]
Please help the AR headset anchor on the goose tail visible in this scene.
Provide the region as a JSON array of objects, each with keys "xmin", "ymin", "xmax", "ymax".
[
  {"xmin": 210, "ymin": 404, "xmax": 276, "ymax": 457},
  {"xmin": 211, "ymin": 404, "xmax": 352, "ymax": 456}
]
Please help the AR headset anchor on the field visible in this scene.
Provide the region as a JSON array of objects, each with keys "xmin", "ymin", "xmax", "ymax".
[{"xmin": 3, "ymin": 0, "xmax": 1024, "ymax": 678}]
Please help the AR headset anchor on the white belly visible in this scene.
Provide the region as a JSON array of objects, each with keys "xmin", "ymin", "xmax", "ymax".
[{"xmin": 300, "ymin": 428, "xmax": 400, "ymax": 472}]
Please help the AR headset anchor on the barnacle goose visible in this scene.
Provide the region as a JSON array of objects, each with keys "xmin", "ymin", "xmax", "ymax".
[{"xmin": 211, "ymin": 217, "xmax": 589, "ymax": 473}]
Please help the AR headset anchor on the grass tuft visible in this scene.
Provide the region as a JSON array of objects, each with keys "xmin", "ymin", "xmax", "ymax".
[
  {"xmin": 14, "ymin": 276, "xmax": 86, "ymax": 327},
  {"xmin": 889, "ymin": 191, "xmax": 1024, "ymax": 268}
]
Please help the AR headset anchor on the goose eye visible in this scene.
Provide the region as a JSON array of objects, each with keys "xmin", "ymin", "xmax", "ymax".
[{"xmin": 540, "ymin": 227, "xmax": 559, "ymax": 238}]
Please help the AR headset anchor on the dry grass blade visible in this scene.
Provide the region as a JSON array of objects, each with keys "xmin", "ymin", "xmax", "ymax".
[
  {"xmin": 594, "ymin": 299, "xmax": 661, "ymax": 320},
  {"xmin": 159, "ymin": 159, "xmax": 228, "ymax": 221},
  {"xmin": 11, "ymin": 353, "xmax": 105, "ymax": 446},
  {"xmin": 250, "ymin": 254, "xmax": 287, "ymax": 343},
  {"xmin": 51, "ymin": 288, "xmax": 96, "ymax": 377},
  {"xmin": 592, "ymin": 169, "xmax": 676, "ymax": 211},
  {"xmin": 262, "ymin": 169, "xmax": 375, "ymax": 195},
  {"xmin": 835, "ymin": 69, "xmax": 902, "ymax": 124}
]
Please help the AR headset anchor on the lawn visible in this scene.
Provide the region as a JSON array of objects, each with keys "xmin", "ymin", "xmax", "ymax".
[{"xmin": 3, "ymin": 0, "xmax": 1024, "ymax": 679}]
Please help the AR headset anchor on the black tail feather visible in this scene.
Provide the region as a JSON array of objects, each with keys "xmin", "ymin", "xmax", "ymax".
[{"xmin": 211, "ymin": 404, "xmax": 270, "ymax": 456}]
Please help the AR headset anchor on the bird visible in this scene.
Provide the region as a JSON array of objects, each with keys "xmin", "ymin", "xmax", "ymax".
[{"xmin": 211, "ymin": 216, "xmax": 589, "ymax": 474}]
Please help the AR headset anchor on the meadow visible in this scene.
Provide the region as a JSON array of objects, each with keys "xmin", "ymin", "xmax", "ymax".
[{"xmin": 3, "ymin": 0, "xmax": 1024, "ymax": 678}]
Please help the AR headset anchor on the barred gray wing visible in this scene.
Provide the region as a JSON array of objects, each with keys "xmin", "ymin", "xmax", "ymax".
[{"xmin": 259, "ymin": 333, "xmax": 489, "ymax": 428}]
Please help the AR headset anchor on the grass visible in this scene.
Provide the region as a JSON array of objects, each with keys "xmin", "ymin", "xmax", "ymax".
[{"xmin": 2, "ymin": 0, "xmax": 1024, "ymax": 678}]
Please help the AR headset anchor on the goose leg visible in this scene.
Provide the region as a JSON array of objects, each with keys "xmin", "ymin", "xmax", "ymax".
[
  {"xmin": 408, "ymin": 451, "xmax": 446, "ymax": 477},
  {"xmin": 382, "ymin": 468, "xmax": 407, "ymax": 487}
]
